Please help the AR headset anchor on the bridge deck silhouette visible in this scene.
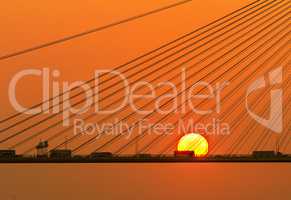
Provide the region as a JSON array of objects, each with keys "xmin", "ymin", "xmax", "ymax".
[{"xmin": 1, "ymin": 154, "xmax": 291, "ymax": 163}]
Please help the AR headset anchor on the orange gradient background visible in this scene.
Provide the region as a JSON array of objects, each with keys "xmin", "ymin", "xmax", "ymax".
[
  {"xmin": 0, "ymin": 0, "xmax": 250, "ymax": 117},
  {"xmin": 0, "ymin": 1, "xmax": 290, "ymax": 200}
]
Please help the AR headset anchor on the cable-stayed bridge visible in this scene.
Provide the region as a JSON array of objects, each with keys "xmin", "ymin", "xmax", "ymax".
[{"xmin": 0, "ymin": 0, "xmax": 290, "ymax": 162}]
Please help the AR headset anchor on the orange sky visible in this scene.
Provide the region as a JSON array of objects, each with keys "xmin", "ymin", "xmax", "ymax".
[
  {"xmin": 0, "ymin": 0, "xmax": 250, "ymax": 116},
  {"xmin": 0, "ymin": 0, "xmax": 290, "ymax": 155},
  {"xmin": 0, "ymin": 2, "xmax": 290, "ymax": 200}
]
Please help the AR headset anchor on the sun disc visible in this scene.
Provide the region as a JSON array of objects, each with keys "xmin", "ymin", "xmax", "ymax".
[{"xmin": 177, "ymin": 133, "xmax": 208, "ymax": 157}]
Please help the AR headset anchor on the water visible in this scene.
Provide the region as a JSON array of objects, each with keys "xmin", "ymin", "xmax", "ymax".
[{"xmin": 0, "ymin": 163, "xmax": 290, "ymax": 200}]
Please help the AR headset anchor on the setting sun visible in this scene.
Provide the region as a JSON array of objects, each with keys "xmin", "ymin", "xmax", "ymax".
[{"xmin": 177, "ymin": 133, "xmax": 208, "ymax": 157}]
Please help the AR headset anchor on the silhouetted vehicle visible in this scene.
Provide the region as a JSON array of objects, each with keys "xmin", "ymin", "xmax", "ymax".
[
  {"xmin": 90, "ymin": 152, "xmax": 113, "ymax": 159},
  {"xmin": 0, "ymin": 150, "xmax": 16, "ymax": 158},
  {"xmin": 135, "ymin": 154, "xmax": 152, "ymax": 158},
  {"xmin": 252, "ymin": 151, "xmax": 278, "ymax": 158},
  {"xmin": 174, "ymin": 151, "xmax": 194, "ymax": 157},
  {"xmin": 73, "ymin": 155, "xmax": 85, "ymax": 160},
  {"xmin": 50, "ymin": 150, "xmax": 72, "ymax": 159}
]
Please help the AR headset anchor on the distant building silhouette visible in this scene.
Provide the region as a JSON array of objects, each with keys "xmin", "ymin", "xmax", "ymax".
[
  {"xmin": 36, "ymin": 141, "xmax": 48, "ymax": 157},
  {"xmin": 0, "ymin": 150, "xmax": 16, "ymax": 158}
]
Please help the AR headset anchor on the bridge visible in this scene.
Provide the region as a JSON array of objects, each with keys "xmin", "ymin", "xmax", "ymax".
[{"xmin": 0, "ymin": 0, "xmax": 290, "ymax": 162}]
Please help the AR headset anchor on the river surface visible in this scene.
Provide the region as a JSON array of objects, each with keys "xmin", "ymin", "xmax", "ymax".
[{"xmin": 0, "ymin": 163, "xmax": 290, "ymax": 200}]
